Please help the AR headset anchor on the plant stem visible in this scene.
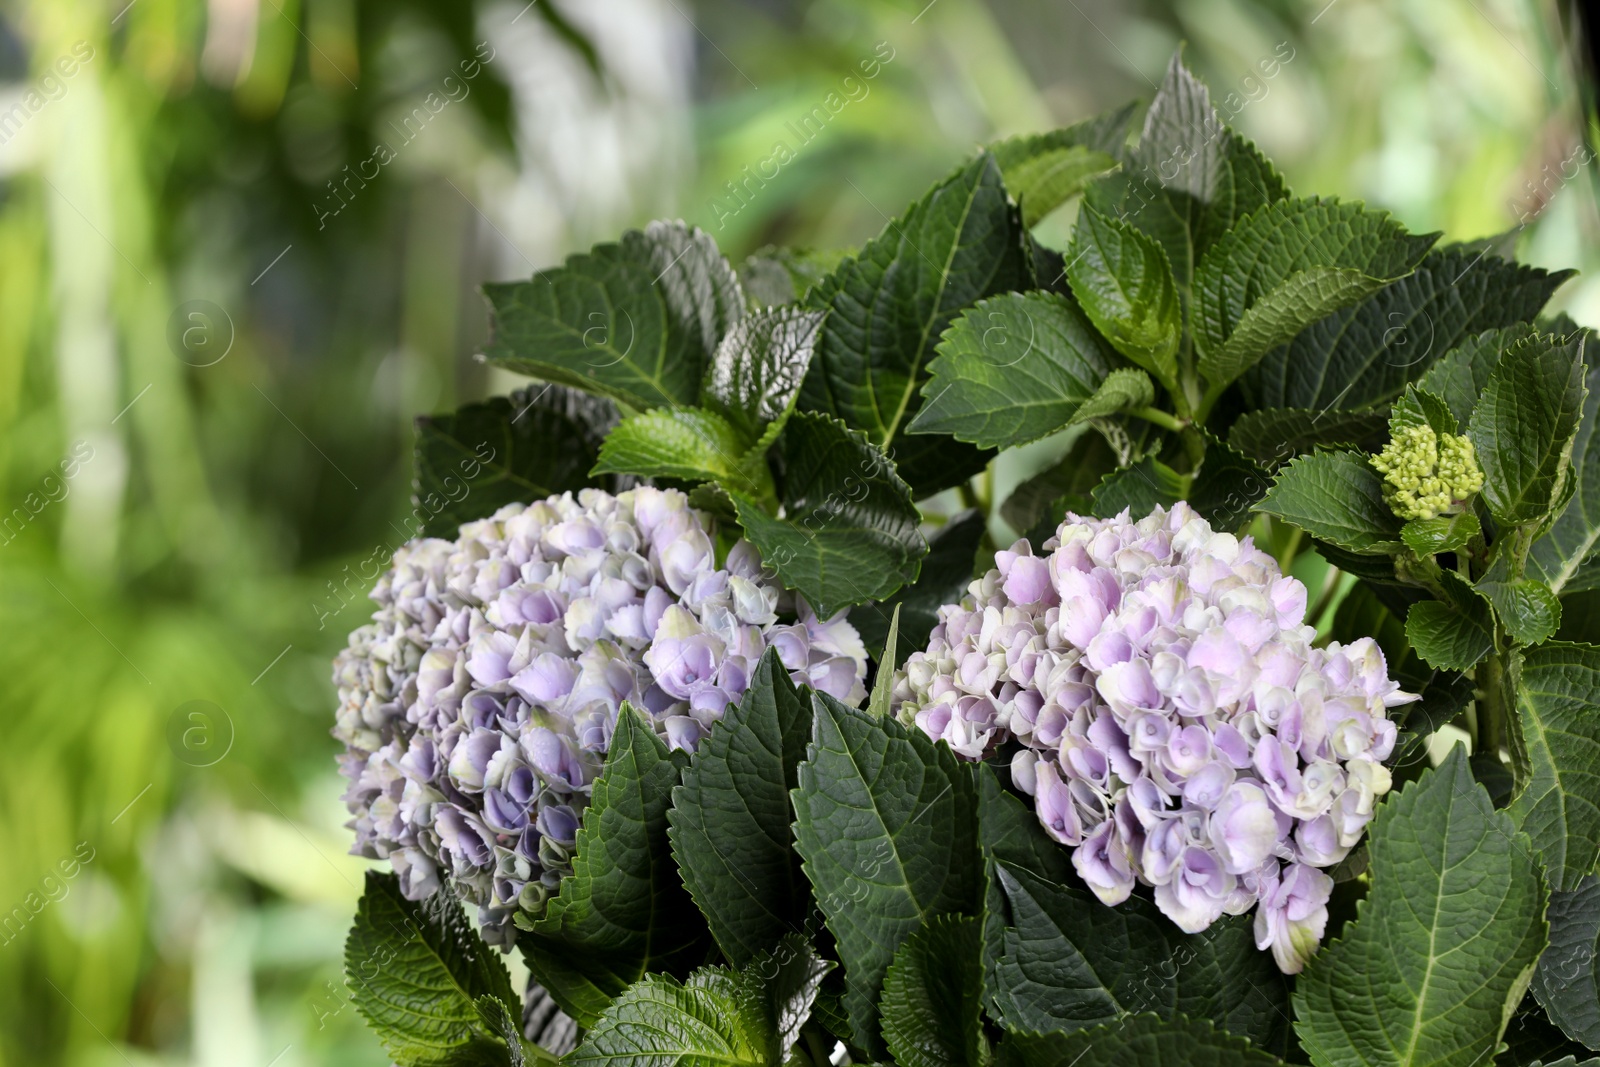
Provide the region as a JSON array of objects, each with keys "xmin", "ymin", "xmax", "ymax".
[
  {"xmin": 803, "ymin": 1026, "xmax": 835, "ymax": 1067},
  {"xmin": 1478, "ymin": 651, "xmax": 1505, "ymax": 759},
  {"xmin": 1279, "ymin": 526, "xmax": 1303, "ymax": 574},
  {"xmin": 1128, "ymin": 406, "xmax": 1186, "ymax": 433}
]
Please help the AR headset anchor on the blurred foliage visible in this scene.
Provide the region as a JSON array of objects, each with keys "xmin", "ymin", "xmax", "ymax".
[{"xmin": 0, "ymin": 0, "xmax": 1591, "ymax": 1065}]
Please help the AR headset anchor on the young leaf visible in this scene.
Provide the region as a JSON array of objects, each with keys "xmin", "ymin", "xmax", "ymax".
[
  {"xmin": 1531, "ymin": 355, "xmax": 1600, "ymax": 593},
  {"xmin": 565, "ymin": 940, "xmax": 831, "ymax": 1067},
  {"xmin": 344, "ymin": 872, "xmax": 519, "ymax": 1067},
  {"xmin": 669, "ymin": 648, "xmax": 813, "ymax": 968},
  {"xmin": 908, "ymin": 291, "xmax": 1118, "ymax": 450},
  {"xmin": 1531, "ymin": 875, "xmax": 1600, "ymax": 1050},
  {"xmin": 525, "ymin": 706, "xmax": 711, "ymax": 1026},
  {"xmin": 1227, "ymin": 408, "xmax": 1389, "ymax": 468},
  {"xmin": 791, "ymin": 693, "xmax": 981, "ymax": 1058},
  {"xmin": 988, "ymin": 105, "xmax": 1133, "ymax": 228},
  {"xmin": 1478, "ymin": 569, "xmax": 1563, "ymax": 647},
  {"xmin": 484, "ymin": 221, "xmax": 742, "ymax": 409},
  {"xmin": 851, "ymin": 510, "xmax": 985, "ymax": 666},
  {"xmin": 414, "ymin": 385, "xmax": 620, "ymax": 537},
  {"xmin": 1193, "ymin": 199, "xmax": 1438, "ymax": 389},
  {"xmin": 700, "ymin": 306, "xmax": 825, "ymax": 443},
  {"xmin": 1293, "ymin": 747, "xmax": 1549, "ymax": 1067},
  {"xmin": 867, "ymin": 604, "xmax": 901, "ymax": 719},
  {"xmin": 1419, "ymin": 322, "xmax": 1537, "ymax": 427},
  {"xmin": 475, "ymin": 996, "xmax": 556, "ymax": 1067},
  {"xmin": 1255, "ymin": 450, "xmax": 1404, "ymax": 553},
  {"xmin": 1065, "ymin": 207, "xmax": 1181, "ymax": 384},
  {"xmin": 1243, "ymin": 250, "xmax": 1568, "ymax": 414},
  {"xmin": 1509, "ymin": 643, "xmax": 1600, "ymax": 891},
  {"xmin": 1405, "ymin": 599, "xmax": 1493, "ymax": 671},
  {"xmin": 798, "ymin": 153, "xmax": 1030, "ymax": 447},
  {"xmin": 1085, "ymin": 51, "xmax": 1289, "ymax": 287},
  {"xmin": 997, "ymin": 1015, "xmax": 1286, "ymax": 1067},
  {"xmin": 592, "ymin": 406, "xmax": 773, "ymax": 500},
  {"xmin": 1073, "ymin": 368, "xmax": 1157, "ymax": 423},
  {"xmin": 1470, "ymin": 331, "xmax": 1588, "ymax": 527},
  {"xmin": 1401, "ymin": 511, "xmax": 1480, "ymax": 558},
  {"xmin": 731, "ymin": 412, "xmax": 926, "ymax": 618},
  {"xmin": 1388, "ymin": 384, "xmax": 1458, "ymax": 437},
  {"xmin": 1090, "ymin": 457, "xmax": 1186, "ymax": 519},
  {"xmin": 880, "ymin": 916, "xmax": 988, "ymax": 1067}
]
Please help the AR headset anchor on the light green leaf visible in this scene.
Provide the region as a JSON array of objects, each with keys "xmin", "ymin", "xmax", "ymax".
[
  {"xmin": 700, "ymin": 306, "xmax": 825, "ymax": 443},
  {"xmin": 730, "ymin": 412, "xmax": 926, "ymax": 618},
  {"xmin": 1193, "ymin": 199, "xmax": 1438, "ymax": 388},
  {"xmin": 908, "ymin": 291, "xmax": 1118, "ymax": 450},
  {"xmin": 1531, "ymin": 875, "xmax": 1600, "ymax": 1050},
  {"xmin": 1255, "ymin": 450, "xmax": 1404, "ymax": 553},
  {"xmin": 1388, "ymin": 384, "xmax": 1459, "ymax": 437},
  {"xmin": 1244, "ymin": 249, "xmax": 1569, "ymax": 413},
  {"xmin": 668, "ymin": 648, "xmax": 813, "ymax": 969},
  {"xmin": 1509, "ymin": 643, "xmax": 1600, "ymax": 891},
  {"xmin": 1531, "ymin": 354, "xmax": 1600, "ymax": 593},
  {"xmin": 593, "ymin": 407, "xmax": 773, "ymax": 500},
  {"xmin": 1405, "ymin": 599, "xmax": 1493, "ymax": 672},
  {"xmin": 1227, "ymin": 408, "xmax": 1389, "ymax": 468},
  {"xmin": 791, "ymin": 694, "xmax": 980, "ymax": 1058},
  {"xmin": 484, "ymin": 220, "xmax": 741, "ymax": 409},
  {"xmin": 1090, "ymin": 457, "xmax": 1186, "ymax": 519},
  {"xmin": 868, "ymin": 604, "xmax": 900, "ymax": 719},
  {"xmin": 880, "ymin": 916, "xmax": 988, "ymax": 1067},
  {"xmin": 997, "ymin": 1015, "xmax": 1286, "ymax": 1067},
  {"xmin": 413, "ymin": 384, "xmax": 620, "ymax": 538},
  {"xmin": 1066, "ymin": 207, "xmax": 1181, "ymax": 383},
  {"xmin": 799, "ymin": 153, "xmax": 1030, "ymax": 447},
  {"xmin": 1072, "ymin": 368, "xmax": 1156, "ymax": 423},
  {"xmin": 525, "ymin": 706, "xmax": 711, "ymax": 1027},
  {"xmin": 1479, "ymin": 568, "xmax": 1563, "ymax": 647},
  {"xmin": 1418, "ymin": 323, "xmax": 1538, "ymax": 428},
  {"xmin": 989, "ymin": 105, "xmax": 1133, "ymax": 228},
  {"xmin": 344, "ymin": 872, "xmax": 519, "ymax": 1067},
  {"xmin": 1401, "ymin": 511, "xmax": 1480, "ymax": 558},
  {"xmin": 1188, "ymin": 434, "xmax": 1272, "ymax": 533},
  {"xmin": 1294, "ymin": 747, "xmax": 1549, "ymax": 1067},
  {"xmin": 565, "ymin": 938, "xmax": 831, "ymax": 1067},
  {"xmin": 1470, "ymin": 331, "xmax": 1589, "ymax": 527}
]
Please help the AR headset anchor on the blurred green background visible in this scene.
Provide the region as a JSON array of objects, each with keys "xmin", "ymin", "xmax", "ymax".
[{"xmin": 0, "ymin": 0, "xmax": 1592, "ymax": 1063}]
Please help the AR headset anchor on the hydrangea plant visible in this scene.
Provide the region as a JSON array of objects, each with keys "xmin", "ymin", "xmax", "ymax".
[{"xmin": 333, "ymin": 51, "xmax": 1600, "ymax": 1067}]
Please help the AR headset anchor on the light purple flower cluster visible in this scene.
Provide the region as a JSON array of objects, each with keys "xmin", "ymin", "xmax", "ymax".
[
  {"xmin": 891, "ymin": 503, "xmax": 1412, "ymax": 973},
  {"xmin": 333, "ymin": 487, "xmax": 867, "ymax": 944}
]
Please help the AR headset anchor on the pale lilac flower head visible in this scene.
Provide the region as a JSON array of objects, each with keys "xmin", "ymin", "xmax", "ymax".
[
  {"xmin": 891, "ymin": 502, "xmax": 1412, "ymax": 973},
  {"xmin": 334, "ymin": 487, "xmax": 867, "ymax": 944}
]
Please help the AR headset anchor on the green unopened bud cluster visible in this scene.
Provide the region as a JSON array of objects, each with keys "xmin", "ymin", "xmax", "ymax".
[{"xmin": 1370, "ymin": 425, "xmax": 1484, "ymax": 520}]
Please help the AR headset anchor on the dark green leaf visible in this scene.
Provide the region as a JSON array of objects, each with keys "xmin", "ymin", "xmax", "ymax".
[
  {"xmin": 526, "ymin": 706, "xmax": 710, "ymax": 1027},
  {"xmin": 1532, "ymin": 354, "xmax": 1600, "ymax": 593},
  {"xmin": 668, "ymin": 648, "xmax": 813, "ymax": 968},
  {"xmin": 1418, "ymin": 323, "xmax": 1537, "ymax": 428},
  {"xmin": 1406, "ymin": 599, "xmax": 1494, "ymax": 672},
  {"xmin": 1188, "ymin": 435, "xmax": 1272, "ymax": 532},
  {"xmin": 1193, "ymin": 199, "xmax": 1438, "ymax": 388},
  {"xmin": 593, "ymin": 407, "xmax": 773, "ymax": 500},
  {"xmin": 344, "ymin": 872, "xmax": 518, "ymax": 1067},
  {"xmin": 1000, "ymin": 429, "xmax": 1120, "ymax": 535},
  {"xmin": 1255, "ymin": 450, "xmax": 1404, "ymax": 553},
  {"xmin": 799, "ymin": 153, "xmax": 1029, "ymax": 447},
  {"xmin": 1502, "ymin": 994, "xmax": 1600, "ymax": 1067},
  {"xmin": 1509, "ymin": 643, "xmax": 1600, "ymax": 891},
  {"xmin": 1090, "ymin": 457, "xmax": 1185, "ymax": 519},
  {"xmin": 851, "ymin": 510, "xmax": 985, "ymax": 665},
  {"xmin": 1243, "ymin": 250, "xmax": 1568, "ymax": 413},
  {"xmin": 701, "ymin": 306, "xmax": 825, "ymax": 443},
  {"xmin": 880, "ymin": 916, "xmax": 988, "ymax": 1067},
  {"xmin": 989, "ymin": 106, "xmax": 1133, "ymax": 228},
  {"xmin": 1532, "ymin": 875, "xmax": 1600, "ymax": 1050},
  {"xmin": 484, "ymin": 221, "xmax": 741, "ymax": 409},
  {"xmin": 732, "ymin": 412, "xmax": 926, "ymax": 618},
  {"xmin": 414, "ymin": 385, "xmax": 619, "ymax": 537},
  {"xmin": 889, "ymin": 434, "xmax": 998, "ymax": 500},
  {"xmin": 909, "ymin": 291, "xmax": 1118, "ymax": 449},
  {"xmin": 791, "ymin": 694, "xmax": 980, "ymax": 1057},
  {"xmin": 996, "ymin": 1015, "xmax": 1286, "ymax": 1067},
  {"xmin": 1294, "ymin": 747, "xmax": 1549, "ymax": 1067},
  {"xmin": 1227, "ymin": 408, "xmax": 1389, "ymax": 468},
  {"xmin": 1470, "ymin": 331, "xmax": 1588, "ymax": 527},
  {"xmin": 1066, "ymin": 207, "xmax": 1181, "ymax": 384},
  {"xmin": 1401, "ymin": 511, "xmax": 1481, "ymax": 557}
]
